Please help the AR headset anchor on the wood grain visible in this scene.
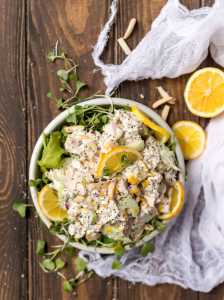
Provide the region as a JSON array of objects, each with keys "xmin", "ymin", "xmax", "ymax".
[
  {"xmin": 27, "ymin": 1, "xmax": 113, "ymax": 299},
  {"xmin": 0, "ymin": 0, "xmax": 220, "ymax": 299},
  {"xmin": 0, "ymin": 0, "xmax": 27, "ymax": 299}
]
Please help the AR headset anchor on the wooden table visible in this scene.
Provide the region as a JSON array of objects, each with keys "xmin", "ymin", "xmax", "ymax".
[{"xmin": 1, "ymin": 0, "xmax": 222, "ymax": 299}]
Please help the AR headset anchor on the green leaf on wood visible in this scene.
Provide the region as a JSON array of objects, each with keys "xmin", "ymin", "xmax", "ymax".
[{"xmin": 12, "ymin": 201, "xmax": 27, "ymax": 218}]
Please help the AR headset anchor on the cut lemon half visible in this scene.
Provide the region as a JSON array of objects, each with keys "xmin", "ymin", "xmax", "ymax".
[
  {"xmin": 131, "ymin": 105, "xmax": 170, "ymax": 143},
  {"xmin": 96, "ymin": 146, "xmax": 141, "ymax": 178},
  {"xmin": 159, "ymin": 181, "xmax": 185, "ymax": 220},
  {"xmin": 38, "ymin": 185, "xmax": 67, "ymax": 221},
  {"xmin": 172, "ymin": 120, "xmax": 206, "ymax": 160},
  {"xmin": 184, "ymin": 67, "xmax": 224, "ymax": 118}
]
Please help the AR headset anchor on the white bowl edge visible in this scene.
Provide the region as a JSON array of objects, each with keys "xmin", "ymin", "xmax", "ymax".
[{"xmin": 29, "ymin": 98, "xmax": 185, "ymax": 254}]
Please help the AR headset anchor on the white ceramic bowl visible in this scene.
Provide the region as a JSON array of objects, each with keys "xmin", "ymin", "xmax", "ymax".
[{"xmin": 29, "ymin": 98, "xmax": 185, "ymax": 254}]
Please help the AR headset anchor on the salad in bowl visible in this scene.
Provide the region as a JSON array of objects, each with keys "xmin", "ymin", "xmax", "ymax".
[{"xmin": 29, "ymin": 98, "xmax": 185, "ymax": 254}]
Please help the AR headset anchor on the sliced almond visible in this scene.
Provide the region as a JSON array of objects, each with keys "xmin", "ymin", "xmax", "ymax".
[
  {"xmin": 152, "ymin": 97, "xmax": 175, "ymax": 109},
  {"xmin": 157, "ymin": 86, "xmax": 172, "ymax": 99},
  {"xmin": 161, "ymin": 105, "xmax": 170, "ymax": 121},
  {"xmin": 123, "ymin": 18, "xmax": 137, "ymax": 40},
  {"xmin": 117, "ymin": 38, "xmax": 132, "ymax": 55}
]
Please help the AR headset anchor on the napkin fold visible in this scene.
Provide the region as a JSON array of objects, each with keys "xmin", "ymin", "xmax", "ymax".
[{"xmin": 80, "ymin": 0, "xmax": 224, "ymax": 292}]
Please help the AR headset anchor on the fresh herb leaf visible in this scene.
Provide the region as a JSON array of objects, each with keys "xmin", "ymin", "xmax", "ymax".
[
  {"xmin": 103, "ymin": 167, "xmax": 111, "ymax": 177},
  {"xmin": 57, "ymin": 69, "xmax": 69, "ymax": 81},
  {"xmin": 114, "ymin": 242, "xmax": 125, "ymax": 258},
  {"xmin": 56, "ymin": 98, "xmax": 65, "ymax": 109},
  {"xmin": 40, "ymin": 259, "xmax": 56, "ymax": 272},
  {"xmin": 156, "ymin": 221, "xmax": 166, "ymax": 232},
  {"xmin": 151, "ymin": 217, "xmax": 166, "ymax": 232},
  {"xmin": 36, "ymin": 240, "xmax": 46, "ymax": 256},
  {"xmin": 101, "ymin": 235, "xmax": 116, "ymax": 245},
  {"xmin": 12, "ymin": 201, "xmax": 27, "ymax": 218},
  {"xmin": 55, "ymin": 258, "xmax": 65, "ymax": 270},
  {"xmin": 38, "ymin": 132, "xmax": 64, "ymax": 171},
  {"xmin": 47, "ymin": 51, "xmax": 57, "ymax": 63},
  {"xmin": 112, "ymin": 259, "xmax": 122, "ymax": 270},
  {"xmin": 29, "ymin": 178, "xmax": 43, "ymax": 189},
  {"xmin": 64, "ymin": 246, "xmax": 76, "ymax": 256},
  {"xmin": 100, "ymin": 115, "xmax": 109, "ymax": 124},
  {"xmin": 47, "ymin": 91, "xmax": 54, "ymax": 99},
  {"xmin": 140, "ymin": 241, "xmax": 155, "ymax": 257},
  {"xmin": 168, "ymin": 139, "xmax": 176, "ymax": 152},
  {"xmin": 63, "ymin": 280, "xmax": 74, "ymax": 292},
  {"xmin": 75, "ymin": 257, "xmax": 87, "ymax": 273},
  {"xmin": 47, "ymin": 41, "xmax": 65, "ymax": 62},
  {"xmin": 68, "ymin": 72, "xmax": 77, "ymax": 82},
  {"xmin": 75, "ymin": 80, "xmax": 86, "ymax": 96}
]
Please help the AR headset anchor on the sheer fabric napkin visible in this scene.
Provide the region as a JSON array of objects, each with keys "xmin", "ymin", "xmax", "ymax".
[{"xmin": 80, "ymin": 0, "xmax": 224, "ymax": 292}]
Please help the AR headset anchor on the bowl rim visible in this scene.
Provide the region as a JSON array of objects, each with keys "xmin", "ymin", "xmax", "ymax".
[{"xmin": 29, "ymin": 97, "xmax": 185, "ymax": 254}]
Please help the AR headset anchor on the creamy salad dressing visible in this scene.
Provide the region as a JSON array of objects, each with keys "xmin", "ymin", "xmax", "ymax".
[{"xmin": 46, "ymin": 109, "xmax": 179, "ymax": 242}]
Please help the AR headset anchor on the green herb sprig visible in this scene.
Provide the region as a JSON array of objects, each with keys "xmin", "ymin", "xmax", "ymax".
[
  {"xmin": 47, "ymin": 41, "xmax": 101, "ymax": 109},
  {"xmin": 13, "ymin": 200, "xmax": 32, "ymax": 218}
]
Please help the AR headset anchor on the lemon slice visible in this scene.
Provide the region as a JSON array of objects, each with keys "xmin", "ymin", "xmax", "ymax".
[
  {"xmin": 131, "ymin": 105, "xmax": 170, "ymax": 143},
  {"xmin": 159, "ymin": 181, "xmax": 185, "ymax": 220},
  {"xmin": 172, "ymin": 120, "xmax": 206, "ymax": 160},
  {"xmin": 184, "ymin": 67, "xmax": 224, "ymax": 118},
  {"xmin": 38, "ymin": 185, "xmax": 67, "ymax": 221},
  {"xmin": 96, "ymin": 146, "xmax": 141, "ymax": 178}
]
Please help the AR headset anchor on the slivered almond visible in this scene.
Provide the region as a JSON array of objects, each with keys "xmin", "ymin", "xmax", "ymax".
[
  {"xmin": 123, "ymin": 18, "xmax": 137, "ymax": 40},
  {"xmin": 152, "ymin": 97, "xmax": 175, "ymax": 109},
  {"xmin": 157, "ymin": 86, "xmax": 172, "ymax": 99},
  {"xmin": 161, "ymin": 105, "xmax": 170, "ymax": 121},
  {"xmin": 117, "ymin": 38, "xmax": 132, "ymax": 55}
]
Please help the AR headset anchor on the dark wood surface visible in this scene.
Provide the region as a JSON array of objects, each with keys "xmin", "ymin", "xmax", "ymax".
[{"xmin": 1, "ymin": 0, "xmax": 223, "ymax": 299}]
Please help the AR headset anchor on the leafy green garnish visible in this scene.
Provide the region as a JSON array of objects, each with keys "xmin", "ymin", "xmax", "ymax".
[
  {"xmin": 29, "ymin": 178, "xmax": 44, "ymax": 190},
  {"xmin": 167, "ymin": 139, "xmax": 176, "ymax": 152},
  {"xmin": 12, "ymin": 201, "xmax": 29, "ymax": 218},
  {"xmin": 36, "ymin": 240, "xmax": 46, "ymax": 256},
  {"xmin": 103, "ymin": 167, "xmax": 111, "ymax": 177},
  {"xmin": 75, "ymin": 80, "xmax": 86, "ymax": 95},
  {"xmin": 40, "ymin": 258, "xmax": 56, "ymax": 272},
  {"xmin": 47, "ymin": 40, "xmax": 65, "ymax": 62},
  {"xmin": 55, "ymin": 258, "xmax": 65, "ymax": 270},
  {"xmin": 46, "ymin": 42, "xmax": 94, "ymax": 109},
  {"xmin": 38, "ymin": 132, "xmax": 64, "ymax": 171},
  {"xmin": 112, "ymin": 259, "xmax": 122, "ymax": 270},
  {"xmin": 66, "ymin": 105, "xmax": 113, "ymax": 132},
  {"xmin": 114, "ymin": 242, "xmax": 125, "ymax": 258},
  {"xmin": 75, "ymin": 257, "xmax": 87, "ymax": 273},
  {"xmin": 151, "ymin": 217, "xmax": 166, "ymax": 232},
  {"xmin": 63, "ymin": 280, "xmax": 74, "ymax": 292},
  {"xmin": 64, "ymin": 246, "xmax": 76, "ymax": 256},
  {"xmin": 57, "ymin": 69, "xmax": 69, "ymax": 81},
  {"xmin": 140, "ymin": 241, "xmax": 155, "ymax": 257}
]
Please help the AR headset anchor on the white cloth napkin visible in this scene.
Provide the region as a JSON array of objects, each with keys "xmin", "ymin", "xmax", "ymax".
[
  {"xmin": 92, "ymin": 0, "xmax": 224, "ymax": 95},
  {"xmin": 80, "ymin": 0, "xmax": 224, "ymax": 292}
]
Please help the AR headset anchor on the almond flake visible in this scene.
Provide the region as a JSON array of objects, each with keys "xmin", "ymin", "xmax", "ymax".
[
  {"xmin": 161, "ymin": 105, "xmax": 170, "ymax": 121},
  {"xmin": 117, "ymin": 38, "xmax": 132, "ymax": 55},
  {"xmin": 123, "ymin": 18, "xmax": 137, "ymax": 40},
  {"xmin": 152, "ymin": 97, "xmax": 175, "ymax": 109},
  {"xmin": 157, "ymin": 86, "xmax": 172, "ymax": 100}
]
